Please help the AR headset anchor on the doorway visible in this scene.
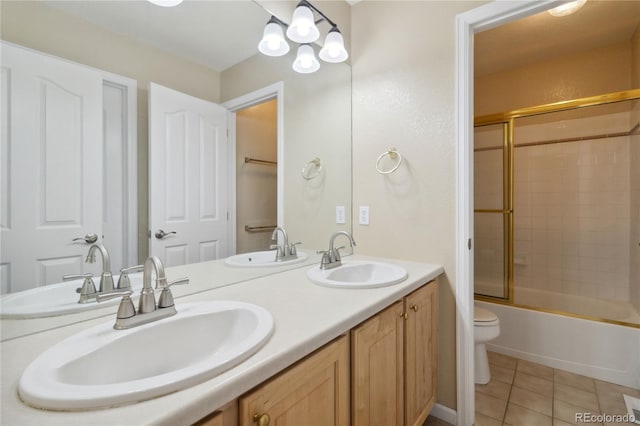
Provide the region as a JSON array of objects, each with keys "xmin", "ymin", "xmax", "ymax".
[
  {"xmin": 223, "ymin": 82, "xmax": 284, "ymax": 256},
  {"xmin": 235, "ymin": 99, "xmax": 278, "ymax": 254}
]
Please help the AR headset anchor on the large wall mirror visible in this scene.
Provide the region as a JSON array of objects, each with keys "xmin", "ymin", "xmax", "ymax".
[{"xmin": 0, "ymin": 0, "xmax": 351, "ymax": 334}]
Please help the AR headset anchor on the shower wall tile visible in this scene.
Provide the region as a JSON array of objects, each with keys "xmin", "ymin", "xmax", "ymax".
[{"xmin": 508, "ymin": 114, "xmax": 633, "ymax": 303}]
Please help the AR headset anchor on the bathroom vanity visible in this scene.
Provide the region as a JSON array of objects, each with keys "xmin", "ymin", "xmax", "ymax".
[{"xmin": 0, "ymin": 255, "xmax": 443, "ymax": 425}]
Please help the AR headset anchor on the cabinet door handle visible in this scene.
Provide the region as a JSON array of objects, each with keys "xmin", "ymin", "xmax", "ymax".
[
  {"xmin": 253, "ymin": 413, "xmax": 270, "ymax": 426},
  {"xmin": 400, "ymin": 312, "xmax": 408, "ymax": 320},
  {"xmin": 411, "ymin": 304, "xmax": 419, "ymax": 312}
]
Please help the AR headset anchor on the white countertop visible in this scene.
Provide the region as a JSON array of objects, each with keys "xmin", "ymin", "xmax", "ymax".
[{"xmin": 0, "ymin": 255, "xmax": 443, "ymax": 425}]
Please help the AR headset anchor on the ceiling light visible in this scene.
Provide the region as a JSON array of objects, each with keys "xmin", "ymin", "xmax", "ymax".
[
  {"xmin": 258, "ymin": 17, "xmax": 290, "ymax": 57},
  {"xmin": 287, "ymin": 2, "xmax": 320, "ymax": 43},
  {"xmin": 147, "ymin": 0, "xmax": 183, "ymax": 7},
  {"xmin": 292, "ymin": 44, "xmax": 320, "ymax": 74},
  {"xmin": 319, "ymin": 27, "xmax": 348, "ymax": 63},
  {"xmin": 548, "ymin": 0, "xmax": 587, "ymax": 17}
]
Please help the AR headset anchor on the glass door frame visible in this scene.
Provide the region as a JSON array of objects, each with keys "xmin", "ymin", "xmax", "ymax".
[{"xmin": 474, "ymin": 88, "xmax": 640, "ymax": 306}]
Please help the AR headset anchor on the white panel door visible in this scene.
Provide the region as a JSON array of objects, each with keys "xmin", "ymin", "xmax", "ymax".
[
  {"xmin": 148, "ymin": 83, "xmax": 229, "ymax": 267},
  {"xmin": 0, "ymin": 43, "xmax": 103, "ymax": 293}
]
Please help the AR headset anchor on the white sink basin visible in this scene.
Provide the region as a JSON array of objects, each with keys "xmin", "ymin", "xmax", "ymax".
[
  {"xmin": 18, "ymin": 301, "xmax": 274, "ymax": 410},
  {"xmin": 307, "ymin": 261, "xmax": 408, "ymax": 289},
  {"xmin": 0, "ymin": 274, "xmax": 143, "ymax": 319},
  {"xmin": 224, "ymin": 250, "xmax": 308, "ymax": 268}
]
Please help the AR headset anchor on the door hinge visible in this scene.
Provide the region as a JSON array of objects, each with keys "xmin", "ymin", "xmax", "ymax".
[{"xmin": 467, "ymin": 239, "xmax": 472, "ymax": 250}]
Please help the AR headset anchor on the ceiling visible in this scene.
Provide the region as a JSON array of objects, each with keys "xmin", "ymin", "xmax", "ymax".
[
  {"xmin": 45, "ymin": 0, "xmax": 271, "ymax": 72},
  {"xmin": 475, "ymin": 0, "xmax": 640, "ymax": 76}
]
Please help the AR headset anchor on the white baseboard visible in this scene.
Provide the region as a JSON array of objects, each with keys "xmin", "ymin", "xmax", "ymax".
[{"xmin": 430, "ymin": 403, "xmax": 457, "ymax": 425}]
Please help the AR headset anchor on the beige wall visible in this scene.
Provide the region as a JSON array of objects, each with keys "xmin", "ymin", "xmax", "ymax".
[
  {"xmin": 236, "ymin": 100, "xmax": 278, "ymax": 253},
  {"xmin": 221, "ymin": 48, "xmax": 352, "ymax": 251},
  {"xmin": 0, "ymin": 1, "xmax": 221, "ymax": 262},
  {"xmin": 475, "ymin": 41, "xmax": 632, "ymax": 115},
  {"xmin": 351, "ymin": 0, "xmax": 488, "ymax": 409}
]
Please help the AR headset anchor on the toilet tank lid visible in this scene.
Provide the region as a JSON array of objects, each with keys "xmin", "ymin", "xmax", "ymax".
[{"xmin": 475, "ymin": 306, "xmax": 498, "ymax": 322}]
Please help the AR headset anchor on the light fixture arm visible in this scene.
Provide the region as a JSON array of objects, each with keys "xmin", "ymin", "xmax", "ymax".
[
  {"xmin": 298, "ymin": 0, "xmax": 339, "ymax": 29},
  {"xmin": 268, "ymin": 14, "xmax": 289, "ymax": 28}
]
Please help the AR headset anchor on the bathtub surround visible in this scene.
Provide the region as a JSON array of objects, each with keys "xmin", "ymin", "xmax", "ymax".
[
  {"xmin": 475, "ymin": 9, "xmax": 640, "ymax": 319},
  {"xmin": 477, "ymin": 300, "xmax": 640, "ymax": 390}
]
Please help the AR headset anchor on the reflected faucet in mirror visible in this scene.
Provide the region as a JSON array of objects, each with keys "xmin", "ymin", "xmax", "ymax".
[
  {"xmin": 86, "ymin": 243, "xmax": 115, "ymax": 292},
  {"xmin": 270, "ymin": 227, "xmax": 302, "ymax": 262}
]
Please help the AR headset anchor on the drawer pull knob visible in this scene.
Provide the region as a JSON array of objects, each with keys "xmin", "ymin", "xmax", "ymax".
[
  {"xmin": 411, "ymin": 304, "xmax": 419, "ymax": 312},
  {"xmin": 253, "ymin": 413, "xmax": 271, "ymax": 426}
]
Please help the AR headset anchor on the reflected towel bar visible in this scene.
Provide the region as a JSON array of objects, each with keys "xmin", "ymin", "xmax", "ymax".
[
  {"xmin": 244, "ymin": 225, "xmax": 277, "ymax": 233},
  {"xmin": 244, "ymin": 157, "xmax": 277, "ymax": 166}
]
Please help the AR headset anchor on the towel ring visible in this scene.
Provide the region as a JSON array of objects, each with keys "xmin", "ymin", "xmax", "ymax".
[
  {"xmin": 301, "ymin": 157, "xmax": 322, "ymax": 180},
  {"xmin": 376, "ymin": 148, "xmax": 402, "ymax": 174}
]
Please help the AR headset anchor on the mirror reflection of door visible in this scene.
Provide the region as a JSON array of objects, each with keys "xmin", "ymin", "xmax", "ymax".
[
  {"xmin": 148, "ymin": 83, "xmax": 229, "ymax": 267},
  {"xmin": 235, "ymin": 99, "xmax": 278, "ymax": 254},
  {"xmin": 1, "ymin": 43, "xmax": 103, "ymax": 293}
]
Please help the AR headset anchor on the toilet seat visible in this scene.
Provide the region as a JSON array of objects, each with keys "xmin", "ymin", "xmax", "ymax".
[{"xmin": 474, "ymin": 306, "xmax": 499, "ymax": 326}]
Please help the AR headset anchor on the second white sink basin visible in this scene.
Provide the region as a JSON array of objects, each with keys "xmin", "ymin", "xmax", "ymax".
[
  {"xmin": 0, "ymin": 274, "xmax": 143, "ymax": 319},
  {"xmin": 307, "ymin": 261, "xmax": 408, "ymax": 289},
  {"xmin": 224, "ymin": 250, "xmax": 308, "ymax": 268},
  {"xmin": 18, "ymin": 301, "xmax": 274, "ymax": 411}
]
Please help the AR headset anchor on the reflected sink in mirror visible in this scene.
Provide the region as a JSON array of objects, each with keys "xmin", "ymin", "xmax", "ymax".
[
  {"xmin": 18, "ymin": 300, "xmax": 274, "ymax": 411},
  {"xmin": 0, "ymin": 274, "xmax": 143, "ymax": 319},
  {"xmin": 307, "ymin": 261, "xmax": 408, "ymax": 289},
  {"xmin": 224, "ymin": 250, "xmax": 309, "ymax": 268}
]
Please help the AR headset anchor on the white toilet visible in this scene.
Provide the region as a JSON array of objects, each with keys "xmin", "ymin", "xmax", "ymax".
[{"xmin": 474, "ymin": 304, "xmax": 500, "ymax": 384}]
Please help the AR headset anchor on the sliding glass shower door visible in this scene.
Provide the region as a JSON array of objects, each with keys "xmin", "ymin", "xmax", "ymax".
[{"xmin": 474, "ymin": 122, "xmax": 513, "ymax": 301}]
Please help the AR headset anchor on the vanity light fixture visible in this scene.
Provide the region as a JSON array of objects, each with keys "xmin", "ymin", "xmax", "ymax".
[
  {"xmin": 292, "ymin": 44, "xmax": 320, "ymax": 74},
  {"xmin": 258, "ymin": 0, "xmax": 348, "ymax": 74},
  {"xmin": 548, "ymin": 0, "xmax": 587, "ymax": 17},
  {"xmin": 258, "ymin": 16, "xmax": 290, "ymax": 57}
]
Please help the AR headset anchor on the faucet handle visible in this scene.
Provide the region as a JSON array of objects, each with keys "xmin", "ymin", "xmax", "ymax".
[
  {"xmin": 289, "ymin": 242, "xmax": 302, "ymax": 256},
  {"xmin": 117, "ymin": 265, "xmax": 144, "ymax": 290},
  {"xmin": 65, "ymin": 274, "xmax": 98, "ymax": 298},
  {"xmin": 96, "ymin": 290, "xmax": 136, "ymax": 320},
  {"xmin": 158, "ymin": 277, "xmax": 189, "ymax": 308}
]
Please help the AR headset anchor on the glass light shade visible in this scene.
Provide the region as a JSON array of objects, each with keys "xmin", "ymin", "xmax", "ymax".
[
  {"xmin": 286, "ymin": 4, "xmax": 320, "ymax": 43},
  {"xmin": 319, "ymin": 28, "xmax": 348, "ymax": 63},
  {"xmin": 292, "ymin": 44, "xmax": 320, "ymax": 74},
  {"xmin": 147, "ymin": 0, "xmax": 183, "ymax": 6},
  {"xmin": 258, "ymin": 21, "xmax": 290, "ymax": 57},
  {"xmin": 548, "ymin": 0, "xmax": 587, "ymax": 16}
]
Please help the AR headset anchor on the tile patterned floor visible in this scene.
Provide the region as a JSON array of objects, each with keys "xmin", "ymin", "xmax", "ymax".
[{"xmin": 474, "ymin": 351, "xmax": 640, "ymax": 426}]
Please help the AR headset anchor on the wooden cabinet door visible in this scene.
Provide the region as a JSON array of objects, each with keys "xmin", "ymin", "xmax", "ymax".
[
  {"xmin": 239, "ymin": 335, "xmax": 350, "ymax": 426},
  {"xmin": 404, "ymin": 281, "xmax": 438, "ymax": 426},
  {"xmin": 351, "ymin": 301, "xmax": 405, "ymax": 426}
]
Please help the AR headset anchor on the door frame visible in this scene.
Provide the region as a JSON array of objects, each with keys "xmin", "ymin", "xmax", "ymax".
[
  {"xmin": 101, "ymin": 70, "xmax": 138, "ymax": 268},
  {"xmin": 222, "ymin": 82, "xmax": 284, "ymax": 255},
  {"xmin": 454, "ymin": 1, "xmax": 562, "ymax": 424}
]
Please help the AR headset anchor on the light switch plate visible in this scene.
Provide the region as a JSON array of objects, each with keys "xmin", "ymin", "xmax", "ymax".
[{"xmin": 359, "ymin": 206, "xmax": 369, "ymax": 225}]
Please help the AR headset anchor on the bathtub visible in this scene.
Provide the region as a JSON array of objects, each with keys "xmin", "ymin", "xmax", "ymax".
[{"xmin": 476, "ymin": 289, "xmax": 640, "ymax": 390}]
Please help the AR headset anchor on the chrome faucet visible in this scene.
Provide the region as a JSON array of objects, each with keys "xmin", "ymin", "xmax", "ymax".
[
  {"xmin": 86, "ymin": 243, "xmax": 115, "ymax": 293},
  {"xmin": 63, "ymin": 243, "xmax": 128, "ymax": 303},
  {"xmin": 270, "ymin": 226, "xmax": 301, "ymax": 262},
  {"xmin": 97, "ymin": 256, "xmax": 189, "ymax": 330},
  {"xmin": 319, "ymin": 231, "xmax": 356, "ymax": 270}
]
